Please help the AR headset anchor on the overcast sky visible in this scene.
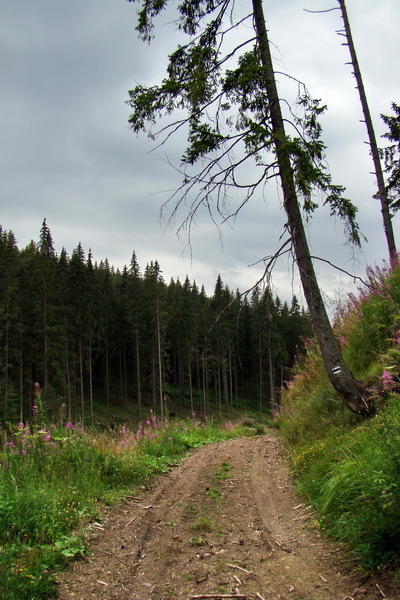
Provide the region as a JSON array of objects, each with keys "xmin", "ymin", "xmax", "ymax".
[{"xmin": 1, "ymin": 0, "xmax": 399, "ymax": 309}]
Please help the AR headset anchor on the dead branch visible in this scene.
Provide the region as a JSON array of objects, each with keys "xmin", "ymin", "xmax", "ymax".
[{"xmin": 190, "ymin": 596, "xmax": 259, "ymax": 599}]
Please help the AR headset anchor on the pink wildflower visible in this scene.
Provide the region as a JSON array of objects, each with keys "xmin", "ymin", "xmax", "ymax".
[
  {"xmin": 65, "ymin": 421, "xmax": 73, "ymax": 429},
  {"xmin": 381, "ymin": 370, "xmax": 396, "ymax": 391}
]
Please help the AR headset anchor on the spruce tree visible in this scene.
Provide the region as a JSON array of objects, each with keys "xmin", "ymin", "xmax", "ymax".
[{"xmin": 127, "ymin": 0, "xmax": 373, "ymax": 414}]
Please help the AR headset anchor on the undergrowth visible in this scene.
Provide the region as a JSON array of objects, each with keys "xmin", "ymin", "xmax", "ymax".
[
  {"xmin": 278, "ymin": 259, "xmax": 400, "ymax": 570},
  {"xmin": 0, "ymin": 405, "xmax": 260, "ymax": 599}
]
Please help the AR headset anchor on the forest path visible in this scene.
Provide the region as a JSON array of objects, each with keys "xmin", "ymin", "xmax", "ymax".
[{"xmin": 57, "ymin": 434, "xmax": 396, "ymax": 600}]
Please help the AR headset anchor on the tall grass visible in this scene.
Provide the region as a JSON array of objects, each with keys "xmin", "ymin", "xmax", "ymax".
[
  {"xmin": 0, "ymin": 404, "xmax": 259, "ymax": 599},
  {"xmin": 278, "ymin": 259, "xmax": 400, "ymax": 569}
]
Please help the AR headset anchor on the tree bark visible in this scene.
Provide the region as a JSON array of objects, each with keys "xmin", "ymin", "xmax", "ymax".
[
  {"xmin": 252, "ymin": 0, "xmax": 373, "ymax": 415},
  {"xmin": 338, "ymin": 0, "xmax": 396, "ymax": 261}
]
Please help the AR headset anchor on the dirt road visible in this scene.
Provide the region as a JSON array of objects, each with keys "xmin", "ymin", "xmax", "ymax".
[{"xmin": 57, "ymin": 434, "xmax": 398, "ymax": 600}]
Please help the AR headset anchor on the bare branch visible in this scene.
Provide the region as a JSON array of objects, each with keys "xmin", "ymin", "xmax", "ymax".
[
  {"xmin": 303, "ymin": 7, "xmax": 339, "ymax": 14},
  {"xmin": 309, "ymin": 256, "xmax": 371, "ymax": 287}
]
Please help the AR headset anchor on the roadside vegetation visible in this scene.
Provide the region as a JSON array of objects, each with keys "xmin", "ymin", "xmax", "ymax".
[
  {"xmin": 0, "ymin": 407, "xmax": 262, "ymax": 599},
  {"xmin": 3, "ymin": 256, "xmax": 400, "ymax": 598},
  {"xmin": 277, "ymin": 259, "xmax": 400, "ymax": 570}
]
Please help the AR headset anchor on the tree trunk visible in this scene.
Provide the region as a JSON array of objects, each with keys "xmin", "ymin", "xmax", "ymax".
[
  {"xmin": 266, "ymin": 313, "xmax": 276, "ymax": 412},
  {"xmin": 79, "ymin": 337, "xmax": 84, "ymax": 423},
  {"xmin": 4, "ymin": 317, "xmax": 9, "ymax": 420},
  {"xmin": 19, "ymin": 348, "xmax": 23, "ymax": 422},
  {"xmin": 252, "ymin": 0, "xmax": 373, "ymax": 415},
  {"xmin": 258, "ymin": 332, "xmax": 263, "ymax": 413},
  {"xmin": 135, "ymin": 334, "xmax": 142, "ymax": 420},
  {"xmin": 188, "ymin": 359, "xmax": 194, "ymax": 414},
  {"xmin": 105, "ymin": 332, "xmax": 110, "ymax": 406},
  {"xmin": 89, "ymin": 337, "xmax": 93, "ymax": 427},
  {"xmin": 156, "ymin": 296, "xmax": 164, "ymax": 421},
  {"xmin": 338, "ymin": 0, "xmax": 396, "ymax": 261}
]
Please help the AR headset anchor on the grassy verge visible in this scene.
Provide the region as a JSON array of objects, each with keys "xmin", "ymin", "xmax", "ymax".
[
  {"xmin": 0, "ymin": 410, "xmax": 261, "ymax": 599},
  {"xmin": 277, "ymin": 261, "xmax": 400, "ymax": 570}
]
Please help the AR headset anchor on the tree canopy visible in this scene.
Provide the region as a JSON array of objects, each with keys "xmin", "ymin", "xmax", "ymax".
[{"xmin": 126, "ymin": 0, "xmax": 374, "ymax": 414}]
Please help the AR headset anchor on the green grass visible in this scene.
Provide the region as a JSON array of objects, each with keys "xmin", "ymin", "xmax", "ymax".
[
  {"xmin": 190, "ymin": 514, "xmax": 214, "ymax": 532},
  {"xmin": 0, "ymin": 413, "xmax": 254, "ymax": 599},
  {"xmin": 277, "ymin": 261, "xmax": 400, "ymax": 570}
]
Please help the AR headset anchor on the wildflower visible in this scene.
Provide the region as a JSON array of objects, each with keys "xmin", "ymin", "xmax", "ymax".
[
  {"xmin": 32, "ymin": 405, "xmax": 39, "ymax": 415},
  {"xmin": 340, "ymin": 335, "xmax": 347, "ymax": 346},
  {"xmin": 381, "ymin": 370, "xmax": 396, "ymax": 391},
  {"xmin": 65, "ymin": 421, "xmax": 73, "ymax": 430},
  {"xmin": 18, "ymin": 422, "xmax": 24, "ymax": 429}
]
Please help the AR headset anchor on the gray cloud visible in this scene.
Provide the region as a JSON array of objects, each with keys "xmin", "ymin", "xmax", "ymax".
[{"xmin": 1, "ymin": 0, "xmax": 399, "ymax": 303}]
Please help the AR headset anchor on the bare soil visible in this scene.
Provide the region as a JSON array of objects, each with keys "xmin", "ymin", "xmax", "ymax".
[{"xmin": 57, "ymin": 434, "xmax": 400, "ymax": 600}]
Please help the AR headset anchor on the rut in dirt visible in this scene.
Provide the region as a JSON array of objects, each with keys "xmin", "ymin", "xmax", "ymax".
[{"xmin": 57, "ymin": 434, "xmax": 397, "ymax": 600}]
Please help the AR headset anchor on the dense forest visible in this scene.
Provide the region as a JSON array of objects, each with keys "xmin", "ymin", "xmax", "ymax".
[{"xmin": 0, "ymin": 220, "xmax": 311, "ymax": 425}]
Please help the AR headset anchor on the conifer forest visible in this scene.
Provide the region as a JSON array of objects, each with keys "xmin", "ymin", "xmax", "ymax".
[{"xmin": 0, "ymin": 220, "xmax": 311, "ymax": 424}]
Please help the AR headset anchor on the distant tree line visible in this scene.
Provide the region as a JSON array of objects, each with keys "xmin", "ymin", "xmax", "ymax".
[{"xmin": 0, "ymin": 220, "xmax": 311, "ymax": 424}]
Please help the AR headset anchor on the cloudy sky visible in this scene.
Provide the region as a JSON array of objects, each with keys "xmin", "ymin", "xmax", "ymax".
[{"xmin": 1, "ymin": 0, "xmax": 399, "ymax": 309}]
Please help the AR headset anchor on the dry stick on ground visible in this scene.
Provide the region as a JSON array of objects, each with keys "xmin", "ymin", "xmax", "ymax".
[
  {"xmin": 190, "ymin": 596, "xmax": 260, "ymax": 600},
  {"xmin": 226, "ymin": 564, "xmax": 253, "ymax": 575}
]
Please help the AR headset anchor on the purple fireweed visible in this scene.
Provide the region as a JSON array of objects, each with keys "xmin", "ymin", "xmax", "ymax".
[{"xmin": 381, "ymin": 370, "xmax": 397, "ymax": 391}]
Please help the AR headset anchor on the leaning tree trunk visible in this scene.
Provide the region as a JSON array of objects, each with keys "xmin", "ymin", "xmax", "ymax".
[
  {"xmin": 252, "ymin": 0, "xmax": 373, "ymax": 415},
  {"xmin": 337, "ymin": 0, "xmax": 396, "ymax": 261}
]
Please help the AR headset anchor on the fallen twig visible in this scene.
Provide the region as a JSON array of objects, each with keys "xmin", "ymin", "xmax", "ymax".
[
  {"xmin": 375, "ymin": 581, "xmax": 386, "ymax": 597},
  {"xmin": 190, "ymin": 595, "xmax": 259, "ymax": 599},
  {"xmin": 273, "ymin": 539, "xmax": 297, "ymax": 555},
  {"xmin": 226, "ymin": 564, "xmax": 253, "ymax": 574}
]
